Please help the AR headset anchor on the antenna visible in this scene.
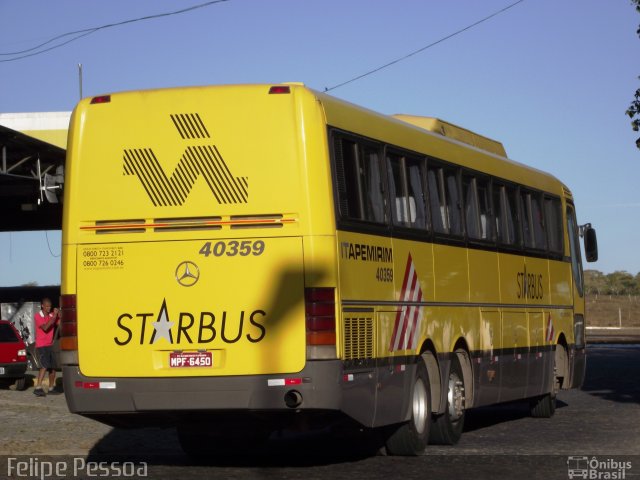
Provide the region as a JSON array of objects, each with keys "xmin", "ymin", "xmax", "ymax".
[{"xmin": 78, "ymin": 63, "xmax": 83, "ymax": 99}]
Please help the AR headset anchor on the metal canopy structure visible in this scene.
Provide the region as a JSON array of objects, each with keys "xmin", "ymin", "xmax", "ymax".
[{"xmin": 0, "ymin": 124, "xmax": 65, "ymax": 231}]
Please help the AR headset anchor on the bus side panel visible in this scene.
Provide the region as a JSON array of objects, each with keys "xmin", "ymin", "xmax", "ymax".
[{"xmin": 474, "ymin": 310, "xmax": 502, "ymax": 407}]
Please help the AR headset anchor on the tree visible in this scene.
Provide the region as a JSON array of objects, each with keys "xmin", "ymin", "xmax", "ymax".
[
  {"xmin": 584, "ymin": 269, "xmax": 607, "ymax": 295},
  {"xmin": 584, "ymin": 270, "xmax": 640, "ymax": 296},
  {"xmin": 604, "ymin": 271, "xmax": 638, "ymax": 296},
  {"xmin": 627, "ymin": 0, "xmax": 640, "ymax": 149}
]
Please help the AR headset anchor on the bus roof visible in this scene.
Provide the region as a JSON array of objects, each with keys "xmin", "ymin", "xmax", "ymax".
[{"xmin": 311, "ymin": 86, "xmax": 566, "ymax": 197}]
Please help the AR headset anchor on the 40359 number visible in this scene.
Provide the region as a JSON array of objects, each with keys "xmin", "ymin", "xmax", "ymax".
[
  {"xmin": 376, "ymin": 267, "xmax": 393, "ymax": 282},
  {"xmin": 198, "ymin": 240, "xmax": 265, "ymax": 258}
]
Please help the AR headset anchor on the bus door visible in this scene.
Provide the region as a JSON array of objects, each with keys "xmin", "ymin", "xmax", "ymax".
[{"xmin": 566, "ymin": 204, "xmax": 586, "ymax": 388}]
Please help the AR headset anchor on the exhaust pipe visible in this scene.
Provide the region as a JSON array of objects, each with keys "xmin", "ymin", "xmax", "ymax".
[{"xmin": 284, "ymin": 390, "xmax": 303, "ymax": 408}]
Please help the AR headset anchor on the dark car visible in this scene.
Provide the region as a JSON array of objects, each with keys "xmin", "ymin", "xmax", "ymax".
[{"xmin": 0, "ymin": 320, "xmax": 29, "ymax": 390}]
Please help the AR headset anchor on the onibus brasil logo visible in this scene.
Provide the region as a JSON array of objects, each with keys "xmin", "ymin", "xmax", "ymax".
[
  {"xmin": 567, "ymin": 456, "xmax": 632, "ymax": 479},
  {"xmin": 123, "ymin": 113, "xmax": 248, "ymax": 206}
]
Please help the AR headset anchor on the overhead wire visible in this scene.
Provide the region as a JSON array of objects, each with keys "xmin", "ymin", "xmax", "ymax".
[
  {"xmin": 324, "ymin": 0, "xmax": 526, "ymax": 92},
  {"xmin": 44, "ymin": 231, "xmax": 61, "ymax": 258},
  {"xmin": 0, "ymin": 0, "xmax": 231, "ymax": 63}
]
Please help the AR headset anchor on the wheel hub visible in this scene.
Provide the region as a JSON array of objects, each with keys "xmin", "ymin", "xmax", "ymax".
[
  {"xmin": 412, "ymin": 377, "xmax": 428, "ymax": 434},
  {"xmin": 447, "ymin": 371, "xmax": 465, "ymax": 421}
]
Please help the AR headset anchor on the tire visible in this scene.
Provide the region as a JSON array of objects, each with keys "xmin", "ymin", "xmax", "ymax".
[
  {"xmin": 385, "ymin": 356, "xmax": 432, "ymax": 456},
  {"xmin": 530, "ymin": 392, "xmax": 556, "ymax": 418},
  {"xmin": 531, "ymin": 344, "xmax": 562, "ymax": 418},
  {"xmin": 429, "ymin": 353, "xmax": 466, "ymax": 445},
  {"xmin": 14, "ymin": 376, "xmax": 28, "ymax": 391}
]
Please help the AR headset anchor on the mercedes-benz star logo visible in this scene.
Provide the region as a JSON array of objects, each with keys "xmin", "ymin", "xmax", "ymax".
[{"xmin": 175, "ymin": 261, "xmax": 200, "ymax": 287}]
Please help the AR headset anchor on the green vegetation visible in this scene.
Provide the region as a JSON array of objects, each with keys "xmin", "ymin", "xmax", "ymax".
[
  {"xmin": 628, "ymin": 0, "xmax": 640, "ymax": 149},
  {"xmin": 584, "ymin": 270, "xmax": 640, "ymax": 296},
  {"xmin": 584, "ymin": 270, "xmax": 640, "ymax": 327}
]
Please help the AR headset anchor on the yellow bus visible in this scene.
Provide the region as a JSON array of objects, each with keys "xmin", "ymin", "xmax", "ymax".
[{"xmin": 60, "ymin": 83, "xmax": 598, "ymax": 456}]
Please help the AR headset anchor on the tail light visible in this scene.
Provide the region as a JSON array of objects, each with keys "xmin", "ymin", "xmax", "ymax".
[
  {"xmin": 268, "ymin": 85, "xmax": 291, "ymax": 94},
  {"xmin": 17, "ymin": 349, "xmax": 27, "ymax": 360},
  {"xmin": 60, "ymin": 294, "xmax": 78, "ymax": 351},
  {"xmin": 305, "ymin": 287, "xmax": 336, "ymax": 359},
  {"xmin": 90, "ymin": 95, "xmax": 111, "ymax": 104}
]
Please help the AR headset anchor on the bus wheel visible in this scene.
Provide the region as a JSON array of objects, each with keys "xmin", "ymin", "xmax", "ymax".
[
  {"xmin": 385, "ymin": 356, "xmax": 431, "ymax": 456},
  {"xmin": 429, "ymin": 353, "xmax": 466, "ymax": 445},
  {"xmin": 531, "ymin": 347, "xmax": 561, "ymax": 418}
]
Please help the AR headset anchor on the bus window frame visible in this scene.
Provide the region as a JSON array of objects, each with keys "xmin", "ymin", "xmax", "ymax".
[
  {"xmin": 330, "ymin": 129, "xmax": 390, "ymax": 233},
  {"xmin": 328, "ymin": 126, "xmax": 571, "ymax": 263},
  {"xmin": 385, "ymin": 147, "xmax": 431, "ymax": 236},
  {"xmin": 493, "ymin": 180, "xmax": 524, "ymax": 253},
  {"xmin": 427, "ymin": 160, "xmax": 466, "ymax": 245},
  {"xmin": 543, "ymin": 194, "xmax": 564, "ymax": 259},
  {"xmin": 463, "ymin": 170, "xmax": 496, "ymax": 246}
]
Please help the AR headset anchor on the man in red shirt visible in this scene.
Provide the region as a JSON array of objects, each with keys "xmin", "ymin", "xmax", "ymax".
[{"xmin": 33, "ymin": 298, "xmax": 60, "ymax": 396}]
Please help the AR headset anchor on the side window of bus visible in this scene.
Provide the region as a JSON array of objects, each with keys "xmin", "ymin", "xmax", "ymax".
[
  {"xmin": 333, "ymin": 135, "xmax": 385, "ymax": 223},
  {"xmin": 544, "ymin": 196, "xmax": 563, "ymax": 253},
  {"xmin": 504, "ymin": 185, "xmax": 521, "ymax": 246},
  {"xmin": 493, "ymin": 184, "xmax": 505, "ymax": 243},
  {"xmin": 530, "ymin": 193, "xmax": 547, "ymax": 250},
  {"xmin": 462, "ymin": 174, "xmax": 480, "ymax": 239},
  {"xmin": 445, "ymin": 168, "xmax": 463, "ymax": 236},
  {"xmin": 361, "ymin": 145, "xmax": 385, "ymax": 223},
  {"xmin": 463, "ymin": 174, "xmax": 494, "ymax": 242},
  {"xmin": 406, "ymin": 157, "xmax": 428, "ymax": 229},
  {"xmin": 387, "ymin": 153, "xmax": 428, "ymax": 229},
  {"xmin": 477, "ymin": 177, "xmax": 494, "ymax": 241},
  {"xmin": 520, "ymin": 190, "xmax": 546, "ymax": 251},
  {"xmin": 334, "ymin": 136, "xmax": 361, "ymax": 219},
  {"xmin": 519, "ymin": 190, "xmax": 534, "ymax": 248},
  {"xmin": 427, "ymin": 165, "xmax": 462, "ymax": 236},
  {"xmin": 387, "ymin": 153, "xmax": 408, "ymax": 226},
  {"xmin": 427, "ymin": 166, "xmax": 447, "ymax": 233}
]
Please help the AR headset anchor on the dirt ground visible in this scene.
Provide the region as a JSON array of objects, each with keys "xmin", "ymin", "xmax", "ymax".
[{"xmin": 0, "ymin": 374, "xmax": 180, "ymax": 457}]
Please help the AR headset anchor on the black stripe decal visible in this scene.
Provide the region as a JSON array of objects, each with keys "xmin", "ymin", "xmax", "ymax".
[{"xmin": 341, "ymin": 300, "xmax": 572, "ymax": 310}]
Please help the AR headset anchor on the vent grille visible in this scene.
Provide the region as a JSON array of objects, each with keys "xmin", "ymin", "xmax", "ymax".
[
  {"xmin": 229, "ymin": 214, "xmax": 284, "ymax": 229},
  {"xmin": 343, "ymin": 315, "xmax": 374, "ymax": 360},
  {"xmin": 82, "ymin": 214, "xmax": 297, "ymax": 233},
  {"xmin": 93, "ymin": 219, "xmax": 146, "ymax": 234},
  {"xmin": 153, "ymin": 216, "xmax": 222, "ymax": 232},
  {"xmin": 170, "ymin": 113, "xmax": 210, "ymax": 139}
]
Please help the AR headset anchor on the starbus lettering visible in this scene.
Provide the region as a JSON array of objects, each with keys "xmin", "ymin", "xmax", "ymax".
[
  {"xmin": 114, "ymin": 299, "xmax": 266, "ymax": 346},
  {"xmin": 340, "ymin": 241, "xmax": 393, "ymax": 263},
  {"xmin": 516, "ymin": 265, "xmax": 544, "ymax": 300}
]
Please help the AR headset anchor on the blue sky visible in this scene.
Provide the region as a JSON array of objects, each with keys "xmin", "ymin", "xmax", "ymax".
[{"xmin": 0, "ymin": 0, "xmax": 639, "ymax": 286}]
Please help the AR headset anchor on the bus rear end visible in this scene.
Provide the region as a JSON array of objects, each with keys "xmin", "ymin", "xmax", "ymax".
[{"xmin": 60, "ymin": 85, "xmax": 340, "ymax": 437}]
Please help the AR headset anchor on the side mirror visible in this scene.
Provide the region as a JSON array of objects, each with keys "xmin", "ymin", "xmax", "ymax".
[{"xmin": 581, "ymin": 224, "xmax": 598, "ymax": 263}]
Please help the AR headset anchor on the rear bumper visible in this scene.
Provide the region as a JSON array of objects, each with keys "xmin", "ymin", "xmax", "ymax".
[
  {"xmin": 63, "ymin": 360, "xmax": 396, "ymax": 428},
  {"xmin": 0, "ymin": 362, "xmax": 27, "ymax": 378},
  {"xmin": 65, "ymin": 361, "xmax": 341, "ymax": 411}
]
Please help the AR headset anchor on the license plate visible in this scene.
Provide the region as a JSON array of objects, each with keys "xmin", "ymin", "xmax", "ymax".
[
  {"xmin": 0, "ymin": 367, "xmax": 4, "ymax": 375},
  {"xmin": 169, "ymin": 351, "xmax": 212, "ymax": 368}
]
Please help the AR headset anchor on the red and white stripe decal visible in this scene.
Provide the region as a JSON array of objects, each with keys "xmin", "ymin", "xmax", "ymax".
[
  {"xmin": 389, "ymin": 254, "xmax": 423, "ymax": 352},
  {"xmin": 267, "ymin": 378, "xmax": 303, "ymax": 387},
  {"xmin": 546, "ymin": 313, "xmax": 555, "ymax": 343}
]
